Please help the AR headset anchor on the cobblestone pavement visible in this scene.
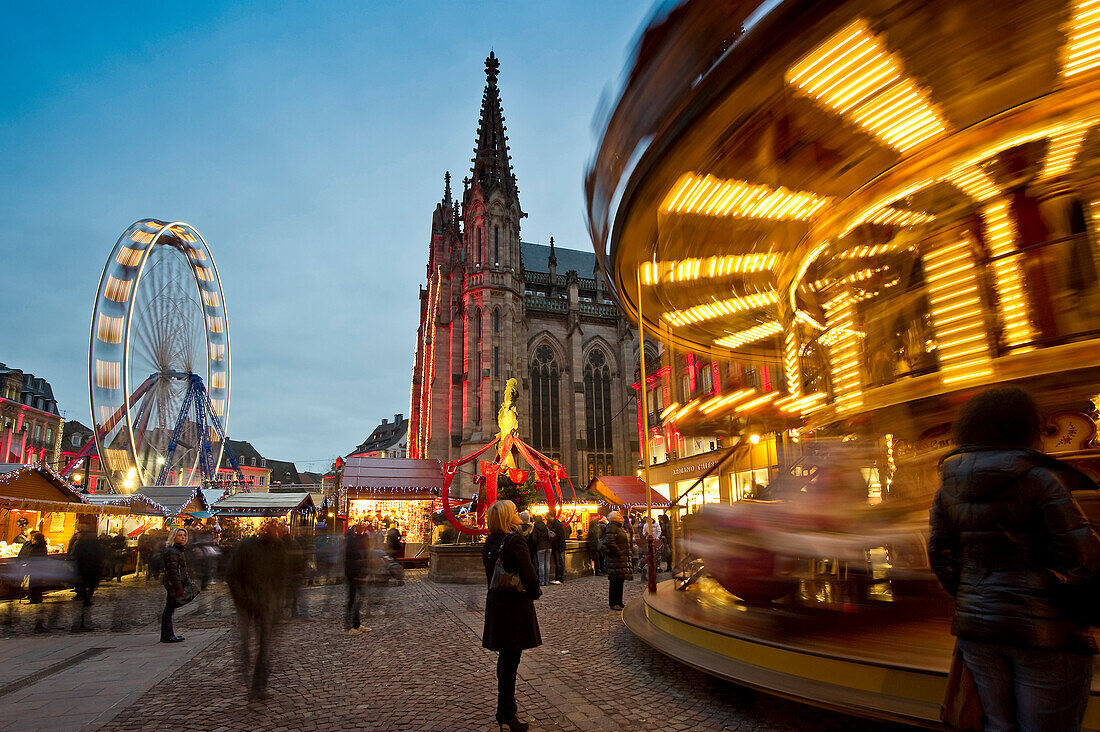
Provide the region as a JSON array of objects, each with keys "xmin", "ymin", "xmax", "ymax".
[
  {"xmin": 64, "ymin": 572, "xmax": 912, "ymax": 732},
  {"xmin": 0, "ymin": 572, "xmax": 236, "ymax": 638}
]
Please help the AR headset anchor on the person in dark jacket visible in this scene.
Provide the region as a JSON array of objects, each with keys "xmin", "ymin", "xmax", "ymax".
[
  {"xmin": 531, "ymin": 516, "xmax": 551, "ymax": 586},
  {"xmin": 21, "ymin": 531, "xmax": 48, "ymax": 604},
  {"xmin": 227, "ymin": 521, "xmax": 289, "ymax": 700},
  {"xmin": 109, "ymin": 530, "xmax": 127, "ymax": 582},
  {"xmin": 929, "ymin": 387, "xmax": 1100, "ymax": 732},
  {"xmin": 658, "ymin": 514, "xmax": 673, "ymax": 572},
  {"xmin": 547, "ymin": 514, "xmax": 566, "ymax": 584},
  {"xmin": 482, "ymin": 499, "xmax": 540, "ymax": 732},
  {"xmin": 585, "ymin": 520, "xmax": 602, "ymax": 575},
  {"xmin": 344, "ymin": 524, "xmax": 371, "ymax": 633},
  {"xmin": 384, "ymin": 524, "xmax": 403, "ymax": 558},
  {"xmin": 600, "ymin": 512, "xmax": 633, "ymax": 610},
  {"xmin": 70, "ymin": 523, "xmax": 103, "ymax": 631},
  {"xmin": 161, "ymin": 528, "xmax": 190, "ymax": 643}
]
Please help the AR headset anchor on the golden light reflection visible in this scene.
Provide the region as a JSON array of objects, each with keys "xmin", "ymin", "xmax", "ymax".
[
  {"xmin": 1039, "ymin": 125, "xmax": 1091, "ymax": 179},
  {"xmin": 922, "ymin": 237, "xmax": 993, "ymax": 384},
  {"xmin": 662, "ymin": 290, "xmax": 780, "ymax": 327},
  {"xmin": 786, "ymin": 18, "xmax": 947, "ymax": 152},
  {"xmin": 662, "ymin": 173, "xmax": 829, "ymax": 220},
  {"xmin": 824, "ymin": 298, "xmax": 862, "ymax": 412},
  {"xmin": 1062, "ymin": 0, "xmax": 1100, "ymax": 78},
  {"xmin": 783, "ymin": 329, "xmax": 801, "ymax": 400},
  {"xmin": 945, "ymin": 164, "xmax": 1001, "ymax": 201},
  {"xmin": 981, "ymin": 201, "xmax": 1035, "ymax": 351},
  {"xmin": 714, "ymin": 321, "xmax": 784, "ymax": 349},
  {"xmin": 641, "ymin": 253, "xmax": 779, "ymax": 285}
]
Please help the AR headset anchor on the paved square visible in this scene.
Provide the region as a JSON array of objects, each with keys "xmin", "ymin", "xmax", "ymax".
[{"xmin": 2, "ymin": 573, "xmax": 910, "ymax": 731}]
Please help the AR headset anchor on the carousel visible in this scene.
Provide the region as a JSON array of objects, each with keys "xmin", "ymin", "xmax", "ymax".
[{"xmin": 588, "ymin": 0, "xmax": 1100, "ymax": 727}]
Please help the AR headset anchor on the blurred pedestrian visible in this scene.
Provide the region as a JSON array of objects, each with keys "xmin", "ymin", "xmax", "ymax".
[
  {"xmin": 600, "ymin": 511, "xmax": 632, "ymax": 610},
  {"xmin": 547, "ymin": 513, "xmax": 566, "ymax": 584},
  {"xmin": 21, "ymin": 531, "xmax": 47, "ymax": 604},
  {"xmin": 929, "ymin": 387, "xmax": 1100, "ymax": 732},
  {"xmin": 22, "ymin": 531, "xmax": 48, "ymax": 633},
  {"xmin": 109, "ymin": 529, "xmax": 127, "ymax": 582},
  {"xmin": 531, "ymin": 515, "xmax": 551, "ymax": 586},
  {"xmin": 227, "ymin": 521, "xmax": 289, "ymax": 701},
  {"xmin": 344, "ymin": 523, "xmax": 371, "ymax": 634},
  {"xmin": 282, "ymin": 531, "xmax": 306, "ymax": 618},
  {"xmin": 160, "ymin": 528, "xmax": 189, "ymax": 643},
  {"xmin": 482, "ymin": 500, "xmax": 540, "ymax": 732},
  {"xmin": 70, "ymin": 523, "xmax": 103, "ymax": 630},
  {"xmin": 659, "ymin": 514, "xmax": 673, "ymax": 572},
  {"xmin": 585, "ymin": 520, "xmax": 602, "ymax": 575}
]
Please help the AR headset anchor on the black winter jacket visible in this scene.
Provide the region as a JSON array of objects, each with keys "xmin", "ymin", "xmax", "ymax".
[
  {"xmin": 929, "ymin": 446, "xmax": 1100, "ymax": 653},
  {"xmin": 600, "ymin": 521, "xmax": 633, "ymax": 580},
  {"xmin": 162, "ymin": 544, "xmax": 189, "ymax": 595},
  {"xmin": 547, "ymin": 518, "xmax": 566, "ymax": 552},
  {"xmin": 482, "ymin": 531, "xmax": 542, "ymax": 651},
  {"xmin": 532, "ymin": 520, "xmax": 551, "ymax": 551}
]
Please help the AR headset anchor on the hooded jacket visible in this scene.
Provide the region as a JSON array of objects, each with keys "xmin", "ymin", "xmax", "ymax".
[{"xmin": 929, "ymin": 446, "xmax": 1100, "ymax": 652}]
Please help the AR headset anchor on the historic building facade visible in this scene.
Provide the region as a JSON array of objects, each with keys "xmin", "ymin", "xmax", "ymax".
[{"xmin": 409, "ymin": 53, "xmax": 643, "ymax": 495}]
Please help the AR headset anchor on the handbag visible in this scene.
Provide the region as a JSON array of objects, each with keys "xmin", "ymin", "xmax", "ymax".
[
  {"xmin": 940, "ymin": 642, "xmax": 984, "ymax": 731},
  {"xmin": 489, "ymin": 544, "xmax": 524, "ymax": 592},
  {"xmin": 177, "ymin": 579, "xmax": 200, "ymax": 605}
]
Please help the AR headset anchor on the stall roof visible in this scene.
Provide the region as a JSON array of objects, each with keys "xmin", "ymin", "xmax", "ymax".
[
  {"xmin": 587, "ymin": 476, "xmax": 670, "ymax": 508},
  {"xmin": 84, "ymin": 493, "xmax": 166, "ymax": 516},
  {"xmin": 213, "ymin": 492, "xmax": 315, "ymax": 517},
  {"xmin": 133, "ymin": 485, "xmax": 208, "ymax": 516},
  {"xmin": 342, "ymin": 456, "xmax": 444, "ymax": 492},
  {"xmin": 0, "ymin": 464, "xmax": 128, "ymax": 515},
  {"xmin": 200, "ymin": 488, "xmax": 230, "ymax": 508}
]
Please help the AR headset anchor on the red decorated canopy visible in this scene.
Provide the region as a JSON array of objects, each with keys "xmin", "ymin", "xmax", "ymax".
[{"xmin": 439, "ymin": 434, "xmax": 578, "ymax": 536}]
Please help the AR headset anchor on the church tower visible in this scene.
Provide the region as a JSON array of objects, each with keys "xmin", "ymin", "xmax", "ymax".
[
  {"xmin": 409, "ymin": 52, "xmax": 640, "ymax": 496},
  {"xmin": 460, "ymin": 50, "xmax": 526, "ymax": 465}
]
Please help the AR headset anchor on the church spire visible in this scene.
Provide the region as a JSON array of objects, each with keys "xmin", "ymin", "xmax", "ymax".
[
  {"xmin": 443, "ymin": 171, "xmax": 452, "ymax": 209},
  {"xmin": 471, "ymin": 51, "xmax": 519, "ymax": 203}
]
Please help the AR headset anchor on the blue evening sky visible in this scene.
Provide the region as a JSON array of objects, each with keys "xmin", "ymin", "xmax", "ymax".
[{"xmin": 0, "ymin": 1, "xmax": 655, "ymax": 471}]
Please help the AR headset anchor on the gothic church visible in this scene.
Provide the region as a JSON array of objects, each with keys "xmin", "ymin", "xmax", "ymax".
[{"xmin": 408, "ymin": 52, "xmax": 643, "ymax": 496}]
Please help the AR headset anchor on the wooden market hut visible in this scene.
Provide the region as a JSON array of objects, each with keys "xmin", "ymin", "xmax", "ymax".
[
  {"xmin": 212, "ymin": 492, "xmax": 316, "ymax": 532},
  {"xmin": 0, "ymin": 464, "xmax": 127, "ymax": 550}
]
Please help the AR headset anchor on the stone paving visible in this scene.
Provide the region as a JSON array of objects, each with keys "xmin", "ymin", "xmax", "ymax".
[{"xmin": 87, "ymin": 572, "xmax": 909, "ymax": 731}]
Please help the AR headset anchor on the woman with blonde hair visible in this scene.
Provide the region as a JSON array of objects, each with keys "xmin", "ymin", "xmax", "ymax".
[
  {"xmin": 161, "ymin": 527, "xmax": 189, "ymax": 643},
  {"xmin": 481, "ymin": 500, "xmax": 541, "ymax": 731}
]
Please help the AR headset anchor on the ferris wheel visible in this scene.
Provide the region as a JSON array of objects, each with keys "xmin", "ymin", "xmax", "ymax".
[{"xmin": 84, "ymin": 220, "xmax": 232, "ymax": 492}]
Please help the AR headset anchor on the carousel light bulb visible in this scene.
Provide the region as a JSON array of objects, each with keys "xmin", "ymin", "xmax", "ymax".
[{"xmin": 749, "ymin": 434, "xmax": 761, "ymax": 444}]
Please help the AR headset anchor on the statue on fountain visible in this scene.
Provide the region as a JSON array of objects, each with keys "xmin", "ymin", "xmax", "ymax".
[{"xmin": 496, "ymin": 377, "xmax": 519, "ymax": 469}]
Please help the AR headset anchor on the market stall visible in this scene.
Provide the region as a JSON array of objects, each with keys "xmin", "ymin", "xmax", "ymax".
[
  {"xmin": 0, "ymin": 464, "xmax": 128, "ymax": 556},
  {"xmin": 0, "ymin": 464, "xmax": 129, "ymax": 598},
  {"xmin": 342, "ymin": 456, "xmax": 445, "ymax": 557},
  {"xmin": 212, "ymin": 492, "xmax": 316, "ymax": 534}
]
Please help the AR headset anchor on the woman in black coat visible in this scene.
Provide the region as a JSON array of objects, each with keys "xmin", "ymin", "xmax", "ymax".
[
  {"xmin": 929, "ymin": 388, "xmax": 1100, "ymax": 731},
  {"xmin": 482, "ymin": 500, "xmax": 541, "ymax": 732},
  {"xmin": 161, "ymin": 528, "xmax": 190, "ymax": 643},
  {"xmin": 600, "ymin": 511, "xmax": 633, "ymax": 610}
]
